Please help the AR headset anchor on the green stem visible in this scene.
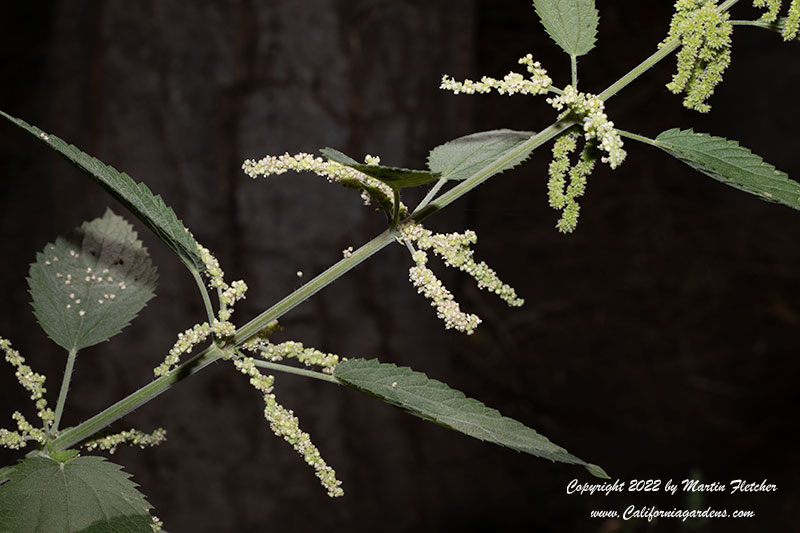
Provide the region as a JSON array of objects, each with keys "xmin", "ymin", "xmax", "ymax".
[
  {"xmin": 251, "ymin": 360, "xmax": 341, "ymax": 385},
  {"xmin": 391, "ymin": 189, "xmax": 401, "ymax": 229},
  {"xmin": 190, "ymin": 267, "xmax": 216, "ymax": 331},
  {"xmin": 51, "ymin": 348, "xmax": 78, "ymax": 434},
  {"xmin": 413, "ymin": 177, "xmax": 447, "ymax": 214},
  {"xmin": 571, "ymin": 54, "xmax": 578, "ymax": 89},
  {"xmin": 616, "ymin": 128, "xmax": 658, "ymax": 147},
  {"xmin": 50, "ymin": 344, "xmax": 227, "ymax": 451}
]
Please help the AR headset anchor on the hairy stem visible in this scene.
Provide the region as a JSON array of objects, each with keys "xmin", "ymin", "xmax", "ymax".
[
  {"xmin": 616, "ymin": 128, "xmax": 658, "ymax": 147},
  {"xmin": 413, "ymin": 177, "xmax": 448, "ymax": 214},
  {"xmin": 50, "ymin": 344, "xmax": 226, "ymax": 451},
  {"xmin": 391, "ymin": 189, "xmax": 401, "ymax": 229},
  {"xmin": 51, "ymin": 347, "xmax": 79, "ymax": 434},
  {"xmin": 571, "ymin": 54, "xmax": 578, "ymax": 88},
  {"xmin": 190, "ymin": 267, "xmax": 217, "ymax": 332}
]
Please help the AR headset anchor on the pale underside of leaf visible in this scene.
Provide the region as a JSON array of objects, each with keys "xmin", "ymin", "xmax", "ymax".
[
  {"xmin": 532, "ymin": 0, "xmax": 599, "ymax": 57},
  {"xmin": 28, "ymin": 209, "xmax": 158, "ymax": 352},
  {"xmin": 654, "ymin": 128, "xmax": 800, "ymax": 209},
  {"xmin": 0, "ymin": 110, "xmax": 204, "ymax": 273},
  {"xmin": 334, "ymin": 358, "xmax": 607, "ymax": 478},
  {"xmin": 0, "ymin": 455, "xmax": 154, "ymax": 533},
  {"xmin": 427, "ymin": 129, "xmax": 536, "ymax": 181},
  {"xmin": 320, "ymin": 147, "xmax": 440, "ymax": 189}
]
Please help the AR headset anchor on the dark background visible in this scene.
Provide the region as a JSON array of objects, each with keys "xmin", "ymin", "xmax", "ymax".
[{"xmin": 1, "ymin": 1, "xmax": 799, "ymax": 532}]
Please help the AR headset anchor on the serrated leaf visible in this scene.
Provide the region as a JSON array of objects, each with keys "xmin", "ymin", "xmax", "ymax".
[
  {"xmin": 320, "ymin": 147, "xmax": 439, "ymax": 190},
  {"xmin": 334, "ymin": 358, "xmax": 607, "ymax": 478},
  {"xmin": 532, "ymin": 0, "xmax": 599, "ymax": 57},
  {"xmin": 0, "ymin": 455, "xmax": 154, "ymax": 533},
  {"xmin": 28, "ymin": 209, "xmax": 158, "ymax": 352},
  {"xmin": 0, "ymin": 110, "xmax": 204, "ymax": 273},
  {"xmin": 427, "ymin": 129, "xmax": 535, "ymax": 181},
  {"xmin": 654, "ymin": 128, "xmax": 800, "ymax": 209}
]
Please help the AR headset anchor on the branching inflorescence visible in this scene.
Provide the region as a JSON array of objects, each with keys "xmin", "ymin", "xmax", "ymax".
[
  {"xmin": 0, "ymin": 338, "xmax": 52, "ymax": 449},
  {"xmin": 753, "ymin": 0, "xmax": 800, "ymax": 39},
  {"xmin": 661, "ymin": 0, "xmax": 733, "ymax": 113},
  {"xmin": 441, "ymin": 55, "xmax": 625, "ymax": 233},
  {"xmin": 399, "ymin": 222, "xmax": 523, "ymax": 334},
  {"xmin": 152, "ymin": 240, "xmax": 345, "ymax": 497}
]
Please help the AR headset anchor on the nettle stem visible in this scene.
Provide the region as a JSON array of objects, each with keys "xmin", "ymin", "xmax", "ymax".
[
  {"xmin": 38, "ymin": 0, "xmax": 746, "ymax": 452},
  {"xmin": 51, "ymin": 347, "xmax": 78, "ymax": 434}
]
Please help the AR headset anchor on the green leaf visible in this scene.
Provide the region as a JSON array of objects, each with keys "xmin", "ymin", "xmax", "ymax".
[
  {"xmin": 532, "ymin": 0, "xmax": 599, "ymax": 57},
  {"xmin": 427, "ymin": 129, "xmax": 535, "ymax": 181},
  {"xmin": 320, "ymin": 147, "xmax": 439, "ymax": 190},
  {"xmin": 654, "ymin": 128, "xmax": 800, "ymax": 209},
  {"xmin": 0, "ymin": 455, "xmax": 154, "ymax": 533},
  {"xmin": 28, "ymin": 209, "xmax": 158, "ymax": 352},
  {"xmin": 0, "ymin": 110, "xmax": 204, "ymax": 273},
  {"xmin": 334, "ymin": 358, "xmax": 607, "ymax": 478}
]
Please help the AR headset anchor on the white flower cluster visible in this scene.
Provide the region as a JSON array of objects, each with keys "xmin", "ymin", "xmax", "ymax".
[
  {"xmin": 83, "ymin": 427, "xmax": 167, "ymax": 454},
  {"xmin": 401, "ymin": 223, "xmax": 524, "ymax": 307},
  {"xmin": 242, "ymin": 152, "xmax": 402, "ymax": 217},
  {"xmin": 232, "ymin": 356, "xmax": 343, "ymax": 497},
  {"xmin": 408, "ymin": 250, "xmax": 482, "ymax": 334},
  {"xmin": 253, "ymin": 340, "xmax": 340, "ymax": 374},
  {"xmin": 154, "ymin": 322, "xmax": 212, "ymax": 377},
  {"xmin": 547, "ymin": 86, "xmax": 626, "ymax": 169},
  {"xmin": 440, "ymin": 54, "xmax": 552, "ymax": 96},
  {"xmin": 198, "ymin": 244, "xmax": 248, "ymax": 322},
  {"xmin": 0, "ymin": 337, "xmax": 53, "ymax": 450}
]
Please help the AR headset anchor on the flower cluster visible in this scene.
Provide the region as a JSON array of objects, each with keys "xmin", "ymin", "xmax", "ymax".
[
  {"xmin": 547, "ymin": 86, "xmax": 626, "ymax": 169},
  {"xmin": 548, "ymin": 131, "xmax": 597, "ymax": 233},
  {"xmin": 0, "ymin": 337, "xmax": 53, "ymax": 449},
  {"xmin": 198, "ymin": 243, "xmax": 248, "ymax": 322},
  {"xmin": 0, "ymin": 412, "xmax": 47, "ymax": 450},
  {"xmin": 154, "ymin": 322, "xmax": 211, "ymax": 377},
  {"xmin": 407, "ymin": 250, "xmax": 481, "ymax": 334},
  {"xmin": 231, "ymin": 355, "xmax": 343, "ymax": 497},
  {"xmin": 250, "ymin": 340, "xmax": 340, "ymax": 374},
  {"xmin": 155, "ymin": 244, "xmax": 248, "ymax": 377},
  {"xmin": 440, "ymin": 54, "xmax": 553, "ymax": 96},
  {"xmin": 754, "ymin": 0, "xmax": 800, "ymax": 39},
  {"xmin": 400, "ymin": 222, "xmax": 524, "ymax": 307},
  {"xmin": 83, "ymin": 427, "xmax": 167, "ymax": 454},
  {"xmin": 661, "ymin": 0, "xmax": 732, "ymax": 113},
  {"xmin": 242, "ymin": 152, "xmax": 404, "ymax": 219}
]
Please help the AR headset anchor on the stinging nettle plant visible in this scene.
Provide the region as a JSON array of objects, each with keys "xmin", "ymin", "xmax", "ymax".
[{"xmin": 1, "ymin": 0, "xmax": 799, "ymax": 529}]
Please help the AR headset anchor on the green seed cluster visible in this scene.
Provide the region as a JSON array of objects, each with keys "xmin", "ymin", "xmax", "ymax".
[
  {"xmin": 0, "ymin": 337, "xmax": 53, "ymax": 449},
  {"xmin": 154, "ymin": 322, "xmax": 212, "ymax": 377},
  {"xmin": 83, "ymin": 428, "xmax": 167, "ymax": 454},
  {"xmin": 232, "ymin": 356, "xmax": 343, "ymax": 497},
  {"xmin": 254, "ymin": 341, "xmax": 340, "ymax": 374},
  {"xmin": 661, "ymin": 0, "xmax": 732, "ymax": 113},
  {"xmin": 407, "ymin": 249, "xmax": 482, "ymax": 334},
  {"xmin": 401, "ymin": 222, "xmax": 524, "ymax": 307},
  {"xmin": 548, "ymin": 131, "xmax": 597, "ymax": 233},
  {"xmin": 754, "ymin": 0, "xmax": 800, "ymax": 39}
]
